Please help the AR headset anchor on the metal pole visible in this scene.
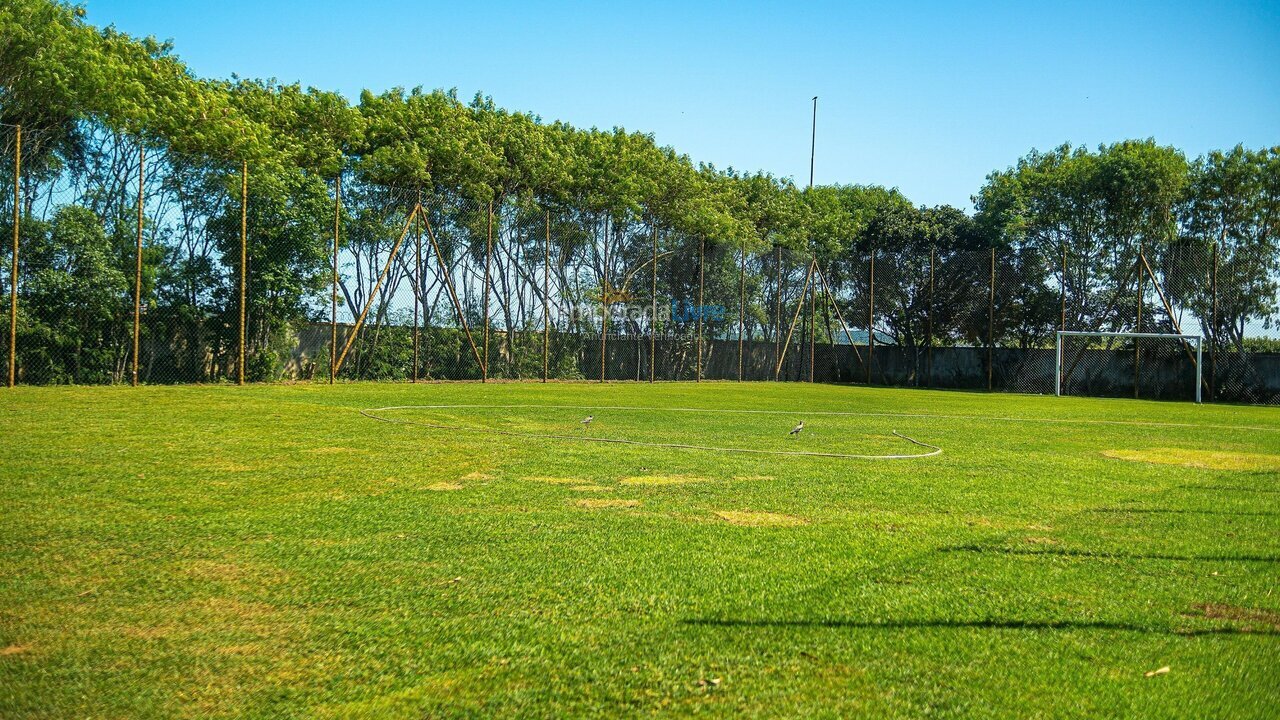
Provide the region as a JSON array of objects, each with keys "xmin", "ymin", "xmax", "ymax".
[
  {"xmin": 808, "ymin": 263, "xmax": 815, "ymax": 382},
  {"xmin": 650, "ymin": 225, "xmax": 657, "ymax": 383},
  {"xmin": 1134, "ymin": 248, "xmax": 1142, "ymax": 399},
  {"xmin": 482, "ymin": 200, "xmax": 492, "ymax": 382},
  {"xmin": 132, "ymin": 143, "xmax": 144, "ymax": 387},
  {"xmin": 412, "ymin": 193, "xmax": 422, "ymax": 382},
  {"xmin": 8, "ymin": 124, "xmax": 19, "ymax": 387},
  {"xmin": 774, "ymin": 245, "xmax": 782, "ymax": 377},
  {"xmin": 1055, "ymin": 332, "xmax": 1062, "ymax": 396},
  {"xmin": 543, "ymin": 209, "xmax": 550, "ymax": 383},
  {"xmin": 696, "ymin": 236, "xmax": 704, "ymax": 382},
  {"xmin": 926, "ymin": 246, "xmax": 934, "ymax": 388},
  {"xmin": 738, "ymin": 244, "xmax": 745, "ymax": 381},
  {"xmin": 867, "ymin": 251, "xmax": 874, "ymax": 385},
  {"xmin": 1195, "ymin": 337, "xmax": 1203, "ymax": 404},
  {"xmin": 809, "ymin": 96, "xmax": 817, "ymax": 189},
  {"xmin": 1059, "ymin": 244, "xmax": 1067, "ymax": 331},
  {"xmin": 238, "ymin": 159, "xmax": 247, "ymax": 386},
  {"xmin": 330, "ymin": 174, "xmax": 340, "ymax": 384},
  {"xmin": 1208, "ymin": 239, "xmax": 1218, "ymax": 397},
  {"xmin": 600, "ymin": 217, "xmax": 608, "ymax": 383},
  {"xmin": 987, "ymin": 246, "xmax": 995, "ymax": 391}
]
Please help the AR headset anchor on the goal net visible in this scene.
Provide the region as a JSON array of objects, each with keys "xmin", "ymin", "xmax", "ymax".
[{"xmin": 1055, "ymin": 331, "xmax": 1204, "ymax": 403}]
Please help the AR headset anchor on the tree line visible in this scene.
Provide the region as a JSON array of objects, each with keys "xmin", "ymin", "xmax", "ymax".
[{"xmin": 1, "ymin": 0, "xmax": 1276, "ymax": 383}]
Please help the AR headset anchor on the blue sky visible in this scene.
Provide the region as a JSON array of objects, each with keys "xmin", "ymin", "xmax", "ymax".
[{"xmin": 89, "ymin": 0, "xmax": 1279, "ymax": 209}]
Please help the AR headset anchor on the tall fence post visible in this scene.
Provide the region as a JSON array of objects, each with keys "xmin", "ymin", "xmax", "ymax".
[
  {"xmin": 808, "ymin": 257, "xmax": 815, "ymax": 383},
  {"xmin": 926, "ymin": 246, "xmax": 934, "ymax": 388},
  {"xmin": 132, "ymin": 143, "xmax": 144, "ymax": 387},
  {"xmin": 1210, "ymin": 241, "xmax": 1218, "ymax": 401},
  {"xmin": 330, "ymin": 174, "xmax": 340, "ymax": 384},
  {"xmin": 482, "ymin": 200, "xmax": 492, "ymax": 382},
  {"xmin": 543, "ymin": 209, "xmax": 551, "ymax": 383},
  {"xmin": 412, "ymin": 191, "xmax": 423, "ymax": 383},
  {"xmin": 738, "ymin": 244, "xmax": 745, "ymax": 381},
  {"xmin": 987, "ymin": 245, "xmax": 995, "ymax": 391},
  {"xmin": 1134, "ymin": 246, "xmax": 1143, "ymax": 398},
  {"xmin": 238, "ymin": 159, "xmax": 247, "ymax": 386},
  {"xmin": 774, "ymin": 245, "xmax": 782, "ymax": 379},
  {"xmin": 696, "ymin": 236, "xmax": 704, "ymax": 382},
  {"xmin": 8, "ymin": 124, "xmax": 20, "ymax": 387},
  {"xmin": 650, "ymin": 225, "xmax": 657, "ymax": 383},
  {"xmin": 866, "ymin": 251, "xmax": 875, "ymax": 385},
  {"xmin": 1059, "ymin": 244, "xmax": 1067, "ymax": 331},
  {"xmin": 600, "ymin": 218, "xmax": 608, "ymax": 383}
]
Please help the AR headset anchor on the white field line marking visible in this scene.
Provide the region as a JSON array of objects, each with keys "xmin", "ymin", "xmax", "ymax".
[
  {"xmin": 361, "ymin": 403, "xmax": 1277, "ymax": 433},
  {"xmin": 360, "ymin": 406, "xmax": 942, "ymax": 461}
]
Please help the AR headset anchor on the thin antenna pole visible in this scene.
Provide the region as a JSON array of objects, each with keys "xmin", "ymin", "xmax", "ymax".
[
  {"xmin": 132, "ymin": 143, "xmax": 144, "ymax": 387},
  {"xmin": 809, "ymin": 96, "xmax": 817, "ymax": 189},
  {"xmin": 808, "ymin": 261, "xmax": 815, "ymax": 382},
  {"xmin": 8, "ymin": 124, "xmax": 20, "ymax": 387},
  {"xmin": 926, "ymin": 246, "xmax": 934, "ymax": 388}
]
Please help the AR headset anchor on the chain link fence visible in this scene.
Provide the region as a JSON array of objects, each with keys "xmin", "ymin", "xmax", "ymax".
[{"xmin": 3, "ymin": 122, "xmax": 1277, "ymax": 402}]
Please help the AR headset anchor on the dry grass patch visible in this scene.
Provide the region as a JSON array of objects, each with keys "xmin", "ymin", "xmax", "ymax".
[
  {"xmin": 1188, "ymin": 603, "xmax": 1280, "ymax": 631},
  {"xmin": 619, "ymin": 474, "xmax": 710, "ymax": 486},
  {"xmin": 524, "ymin": 476, "xmax": 580, "ymax": 485},
  {"xmin": 1, "ymin": 643, "xmax": 30, "ymax": 656},
  {"xmin": 731, "ymin": 475, "xmax": 775, "ymax": 482},
  {"xmin": 460, "ymin": 471, "xmax": 493, "ymax": 481},
  {"xmin": 426, "ymin": 482, "xmax": 464, "ymax": 491},
  {"xmin": 714, "ymin": 510, "xmax": 808, "ymax": 527},
  {"xmin": 1102, "ymin": 448, "xmax": 1280, "ymax": 472},
  {"xmin": 575, "ymin": 498, "xmax": 641, "ymax": 509},
  {"xmin": 571, "ymin": 484, "xmax": 610, "ymax": 492}
]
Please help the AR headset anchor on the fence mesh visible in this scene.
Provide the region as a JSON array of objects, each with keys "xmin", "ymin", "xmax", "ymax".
[{"xmin": 2, "ymin": 123, "xmax": 1277, "ymax": 402}]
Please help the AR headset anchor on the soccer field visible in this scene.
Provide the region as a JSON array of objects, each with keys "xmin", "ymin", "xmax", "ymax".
[{"xmin": 1, "ymin": 382, "xmax": 1277, "ymax": 718}]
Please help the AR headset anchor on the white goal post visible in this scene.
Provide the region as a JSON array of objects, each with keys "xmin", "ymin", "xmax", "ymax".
[{"xmin": 1055, "ymin": 331, "xmax": 1204, "ymax": 403}]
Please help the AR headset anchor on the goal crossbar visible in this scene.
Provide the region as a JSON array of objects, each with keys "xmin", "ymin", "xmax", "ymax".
[{"xmin": 1055, "ymin": 331, "xmax": 1203, "ymax": 403}]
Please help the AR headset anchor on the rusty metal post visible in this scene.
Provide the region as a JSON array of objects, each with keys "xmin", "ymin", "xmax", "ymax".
[
  {"xmin": 987, "ymin": 246, "xmax": 995, "ymax": 391},
  {"xmin": 774, "ymin": 245, "xmax": 782, "ymax": 377},
  {"xmin": 600, "ymin": 218, "xmax": 608, "ymax": 383},
  {"xmin": 331, "ymin": 174, "xmax": 341, "ymax": 384},
  {"xmin": 926, "ymin": 246, "xmax": 934, "ymax": 388},
  {"xmin": 482, "ymin": 200, "xmax": 492, "ymax": 382},
  {"xmin": 1208, "ymin": 239, "xmax": 1218, "ymax": 397},
  {"xmin": 8, "ymin": 125, "xmax": 20, "ymax": 387},
  {"xmin": 543, "ymin": 209, "xmax": 550, "ymax": 383},
  {"xmin": 238, "ymin": 159, "xmax": 247, "ymax": 385},
  {"xmin": 867, "ymin": 251, "xmax": 875, "ymax": 385},
  {"xmin": 1134, "ymin": 247, "xmax": 1143, "ymax": 398},
  {"xmin": 412, "ymin": 193, "xmax": 423, "ymax": 383},
  {"xmin": 738, "ymin": 244, "xmax": 745, "ymax": 381},
  {"xmin": 132, "ymin": 143, "xmax": 144, "ymax": 387},
  {"xmin": 696, "ymin": 236, "xmax": 705, "ymax": 382},
  {"xmin": 650, "ymin": 225, "xmax": 657, "ymax": 383},
  {"xmin": 808, "ymin": 261, "xmax": 815, "ymax": 382}
]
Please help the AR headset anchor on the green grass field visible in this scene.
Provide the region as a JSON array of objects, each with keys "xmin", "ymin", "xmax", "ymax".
[{"xmin": 1, "ymin": 382, "xmax": 1278, "ymax": 718}]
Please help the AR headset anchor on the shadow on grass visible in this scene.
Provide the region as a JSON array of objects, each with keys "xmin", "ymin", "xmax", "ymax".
[
  {"xmin": 1177, "ymin": 484, "xmax": 1280, "ymax": 494},
  {"xmin": 681, "ymin": 618, "xmax": 1279, "ymax": 636},
  {"xmin": 1087, "ymin": 507, "xmax": 1280, "ymax": 517},
  {"xmin": 938, "ymin": 544, "xmax": 1280, "ymax": 564}
]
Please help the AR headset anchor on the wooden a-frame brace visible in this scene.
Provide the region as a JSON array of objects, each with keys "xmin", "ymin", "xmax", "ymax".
[{"xmin": 332, "ymin": 203, "xmax": 484, "ymax": 378}]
